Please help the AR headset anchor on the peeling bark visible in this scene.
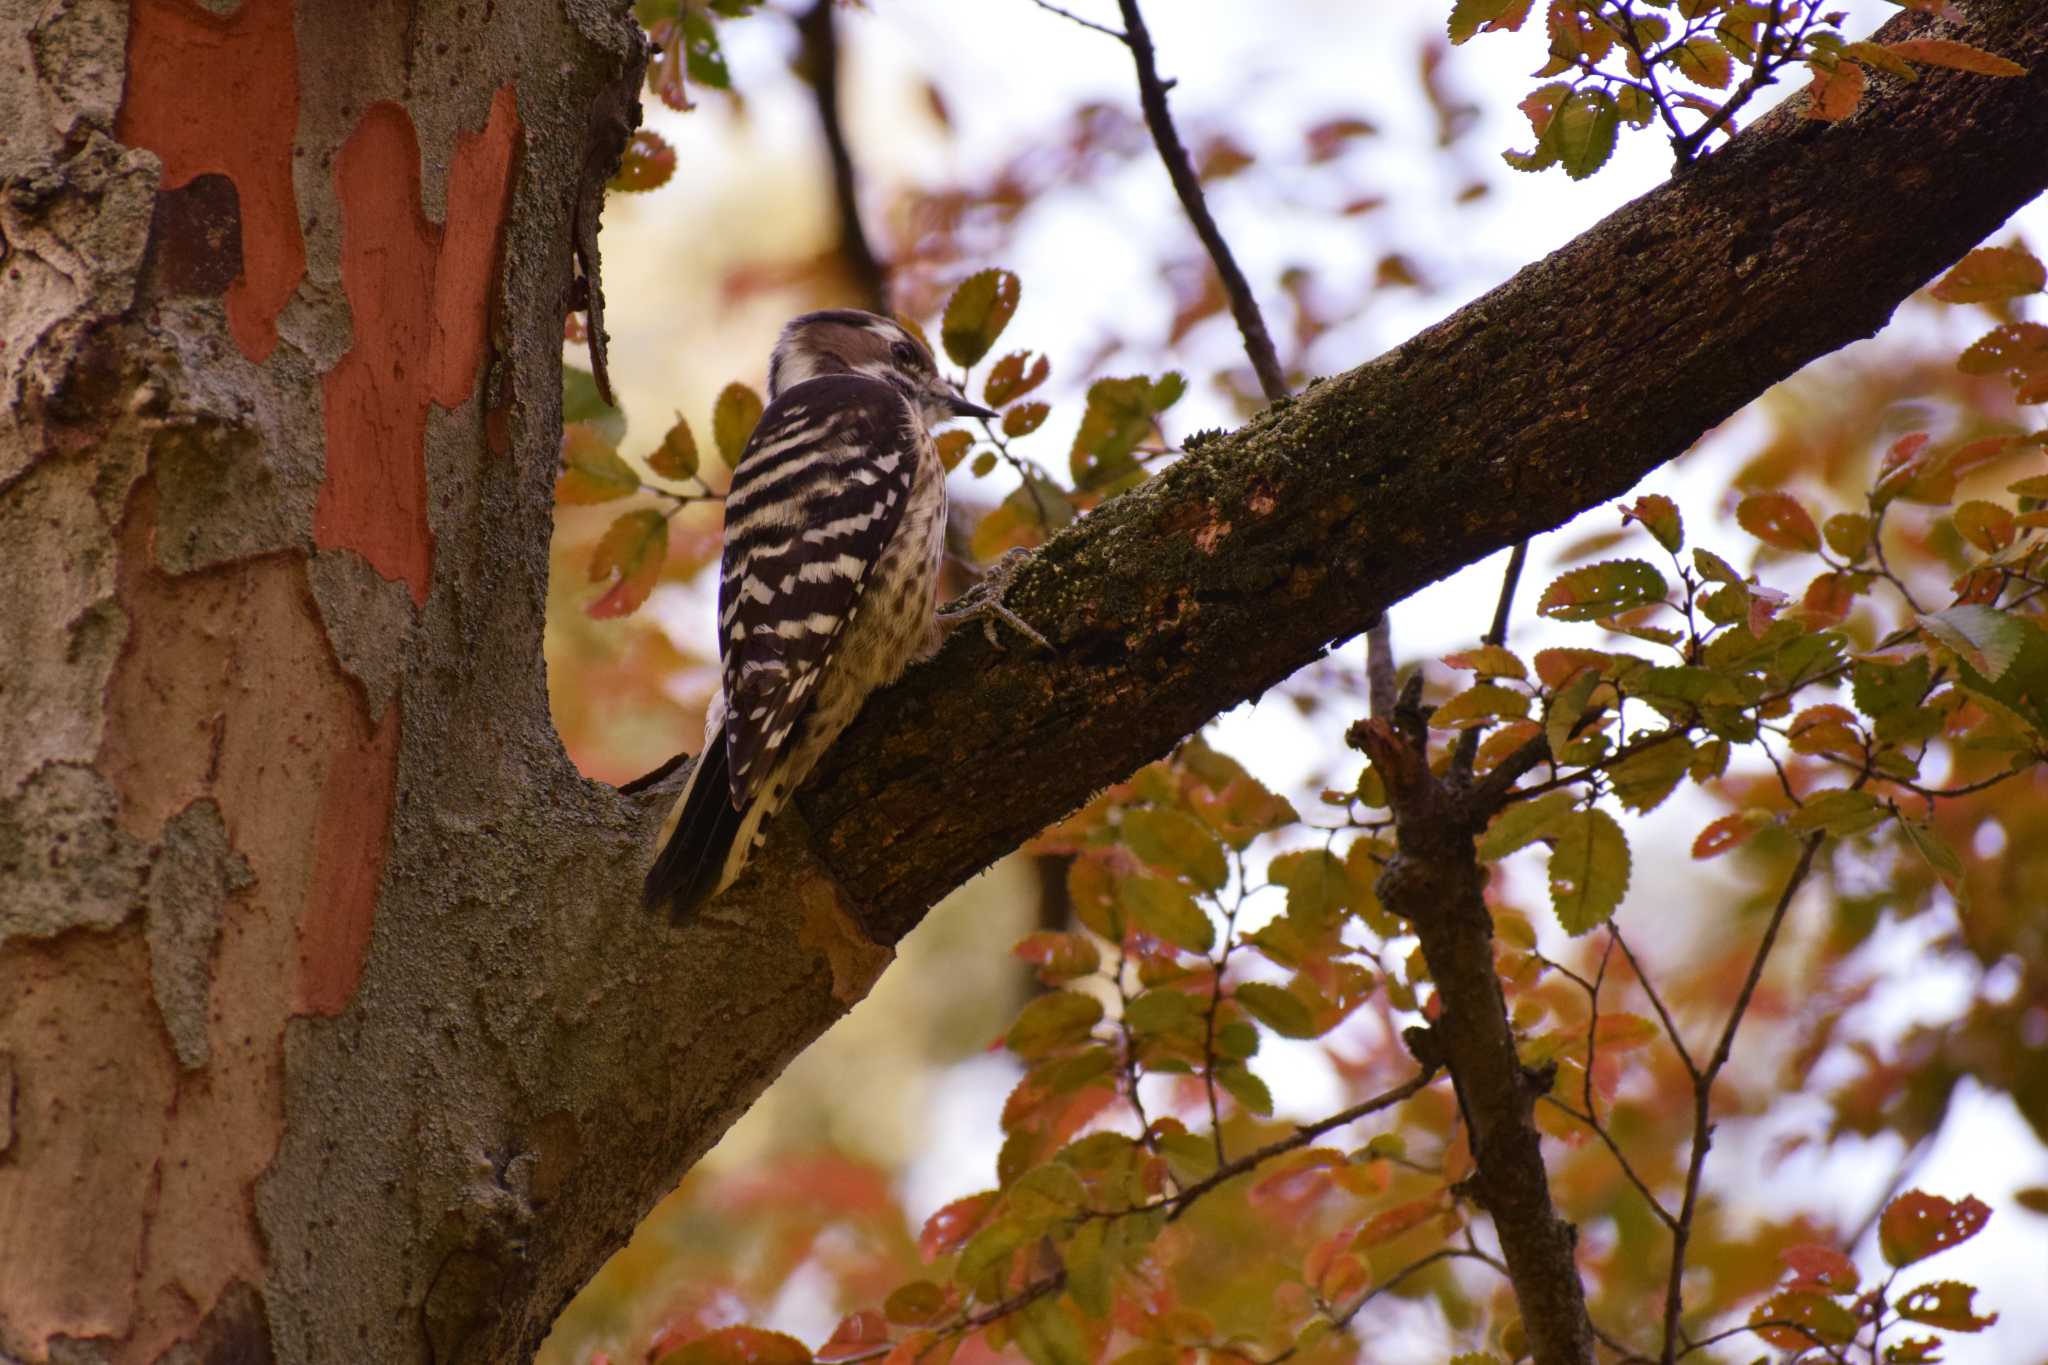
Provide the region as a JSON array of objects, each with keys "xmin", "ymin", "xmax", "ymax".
[{"xmin": 0, "ymin": 3, "xmax": 2043, "ymax": 1364}]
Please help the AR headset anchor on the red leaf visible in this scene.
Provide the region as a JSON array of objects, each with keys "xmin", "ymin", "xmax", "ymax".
[
  {"xmin": 919, "ymin": 1192, "xmax": 996, "ymax": 1260},
  {"xmin": 587, "ymin": 509, "xmax": 669, "ymax": 619},
  {"xmin": 1736, "ymin": 493, "xmax": 1822, "ymax": 552},
  {"xmin": 1781, "ymin": 1243, "xmax": 1861, "ymax": 1294},
  {"xmin": 816, "ymin": 1313, "xmax": 890, "ymax": 1364},
  {"xmin": 655, "ymin": 1327, "xmax": 813, "ymax": 1365},
  {"xmin": 1897, "ymin": 1279, "xmax": 1998, "ymax": 1332},
  {"xmin": 1692, "ymin": 813, "xmax": 1762, "ymax": 860},
  {"xmin": 610, "ymin": 129, "xmax": 677, "ymax": 193},
  {"xmin": 1353, "ymin": 1197, "xmax": 1439, "ymax": 1248},
  {"xmin": 1879, "ymin": 1191, "xmax": 1993, "ymax": 1268}
]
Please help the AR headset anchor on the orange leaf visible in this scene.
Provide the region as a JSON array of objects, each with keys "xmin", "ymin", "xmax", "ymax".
[
  {"xmin": 817, "ymin": 1313, "xmax": 889, "ymax": 1365},
  {"xmin": 1803, "ymin": 61, "xmax": 1866, "ymax": 122},
  {"xmin": 587, "ymin": 509, "xmax": 668, "ymax": 619},
  {"xmin": 655, "ymin": 1327, "xmax": 813, "ymax": 1365},
  {"xmin": 1354, "ymin": 1197, "xmax": 1439, "ymax": 1248},
  {"xmin": 1781, "ymin": 1243, "xmax": 1860, "ymax": 1295},
  {"xmin": 1932, "ymin": 246, "xmax": 2046, "ymax": 303},
  {"xmin": 1885, "ymin": 37, "xmax": 2027, "ymax": 77},
  {"xmin": 919, "ymin": 1192, "xmax": 995, "ymax": 1260},
  {"xmin": 1692, "ymin": 812, "xmax": 1763, "ymax": 859}
]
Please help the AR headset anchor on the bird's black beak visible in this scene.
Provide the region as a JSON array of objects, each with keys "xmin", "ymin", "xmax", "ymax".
[{"xmin": 946, "ymin": 393, "xmax": 997, "ymax": 421}]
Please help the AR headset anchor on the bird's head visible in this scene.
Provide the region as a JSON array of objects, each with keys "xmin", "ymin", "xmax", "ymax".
[{"xmin": 767, "ymin": 309, "xmax": 995, "ymax": 428}]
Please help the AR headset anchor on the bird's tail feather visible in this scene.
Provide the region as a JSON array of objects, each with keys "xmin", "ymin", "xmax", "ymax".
[{"xmin": 643, "ymin": 726, "xmax": 746, "ymax": 923}]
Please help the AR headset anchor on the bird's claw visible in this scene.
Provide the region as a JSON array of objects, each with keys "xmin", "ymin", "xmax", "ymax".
[{"xmin": 938, "ymin": 548, "xmax": 1051, "ymax": 651}]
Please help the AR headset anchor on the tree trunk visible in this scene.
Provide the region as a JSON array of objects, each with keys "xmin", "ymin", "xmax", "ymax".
[{"xmin": 1, "ymin": 2, "xmax": 2043, "ymax": 1364}]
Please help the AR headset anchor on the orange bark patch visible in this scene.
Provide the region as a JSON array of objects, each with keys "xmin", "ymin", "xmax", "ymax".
[
  {"xmin": 119, "ymin": 0, "xmax": 303, "ymax": 363},
  {"xmin": 313, "ymin": 87, "xmax": 519, "ymax": 606},
  {"xmin": 84, "ymin": 478, "xmax": 403, "ymax": 1357}
]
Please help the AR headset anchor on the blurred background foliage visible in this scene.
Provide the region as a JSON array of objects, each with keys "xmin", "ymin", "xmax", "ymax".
[{"xmin": 539, "ymin": 2, "xmax": 2048, "ymax": 1362}]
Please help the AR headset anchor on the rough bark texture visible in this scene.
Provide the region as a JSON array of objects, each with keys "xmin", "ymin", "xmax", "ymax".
[{"xmin": 0, "ymin": 4, "xmax": 2043, "ymax": 1365}]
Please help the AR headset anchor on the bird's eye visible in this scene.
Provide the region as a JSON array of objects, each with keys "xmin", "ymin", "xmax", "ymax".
[{"xmin": 890, "ymin": 341, "xmax": 921, "ymax": 368}]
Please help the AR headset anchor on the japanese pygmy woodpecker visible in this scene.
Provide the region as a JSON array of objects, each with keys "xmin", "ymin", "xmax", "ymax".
[{"xmin": 644, "ymin": 309, "xmax": 1041, "ymax": 922}]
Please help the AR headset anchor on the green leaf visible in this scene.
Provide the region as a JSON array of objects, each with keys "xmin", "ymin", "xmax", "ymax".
[
  {"xmin": 678, "ymin": 11, "xmax": 731, "ymax": 89},
  {"xmin": 563, "ymin": 364, "xmax": 625, "ymax": 445},
  {"xmin": 1852, "ymin": 655, "xmax": 1932, "ymax": 718},
  {"xmin": 1012, "ymin": 931, "xmax": 1101, "ymax": 985},
  {"xmin": 1477, "ymin": 791, "xmax": 1575, "ymax": 861},
  {"xmin": 1069, "ymin": 374, "xmax": 1181, "ymax": 491},
  {"xmin": 1787, "ymin": 789, "xmax": 1885, "ymax": 837},
  {"xmin": 711, "ymin": 383, "xmax": 764, "ymax": 467},
  {"xmin": 1537, "ymin": 559, "xmax": 1668, "ymax": 621},
  {"xmin": 1898, "ymin": 818, "xmax": 1968, "ymax": 906},
  {"xmin": 1447, "ymin": 0, "xmax": 1519, "ymax": 43},
  {"xmin": 1124, "ymin": 987, "xmax": 1197, "ymax": 1036},
  {"xmin": 956, "ymin": 1216, "xmax": 1031, "ymax": 1285},
  {"xmin": 1621, "ymin": 494, "xmax": 1683, "ymax": 552},
  {"xmin": 1919, "ymin": 605, "xmax": 2026, "ymax": 680},
  {"xmin": 1214, "ymin": 1062, "xmax": 1273, "ymax": 1116},
  {"xmin": 1117, "ymin": 874, "xmax": 1214, "ymax": 953},
  {"xmin": 1006, "ymin": 991, "xmax": 1103, "ymax": 1059},
  {"xmin": 1672, "ymin": 35, "xmax": 1734, "ymax": 88},
  {"xmin": 556, "ymin": 426, "xmax": 639, "ymax": 504},
  {"xmin": 1547, "ymin": 808, "xmax": 1630, "ymax": 935},
  {"xmin": 1120, "ymin": 807, "xmax": 1228, "ymax": 890},
  {"xmin": 1546, "ymin": 668, "xmax": 1602, "ymax": 760},
  {"xmin": 882, "ymin": 1280, "xmax": 948, "ymax": 1326},
  {"xmin": 1824, "ymin": 512, "xmax": 1872, "ymax": 560},
  {"xmin": 941, "ymin": 268, "xmax": 1022, "ymax": 367},
  {"xmin": 1443, "ymin": 644, "xmax": 1529, "ymax": 680},
  {"xmin": 1269, "ymin": 848, "xmax": 1349, "ymax": 931},
  {"xmin": 648, "ymin": 415, "xmax": 699, "ymax": 481},
  {"xmin": 1607, "ymin": 736, "xmax": 1692, "ymax": 813},
  {"xmin": 1431, "ymin": 682, "xmax": 1531, "ymax": 729},
  {"xmin": 1749, "ymin": 1292, "xmax": 1858, "ymax": 1351},
  {"xmin": 1880, "ymin": 1191, "xmax": 1993, "ymax": 1268},
  {"xmin": 586, "ymin": 508, "xmax": 668, "ymax": 618},
  {"xmin": 1552, "ymin": 88, "xmax": 1621, "ymax": 181},
  {"xmin": 1234, "ymin": 981, "xmax": 1318, "ymax": 1039}
]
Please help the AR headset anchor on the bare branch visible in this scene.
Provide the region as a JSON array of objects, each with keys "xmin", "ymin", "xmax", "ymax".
[
  {"xmin": 797, "ymin": 0, "xmax": 889, "ymax": 312},
  {"xmin": 1025, "ymin": 0, "xmax": 1127, "ymax": 41}
]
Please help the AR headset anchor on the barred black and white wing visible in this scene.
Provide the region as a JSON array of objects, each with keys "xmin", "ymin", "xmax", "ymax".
[
  {"xmin": 643, "ymin": 374, "xmax": 920, "ymax": 919},
  {"xmin": 717, "ymin": 374, "xmax": 920, "ymax": 804}
]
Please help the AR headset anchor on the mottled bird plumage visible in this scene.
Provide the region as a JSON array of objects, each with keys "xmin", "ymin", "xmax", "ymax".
[{"xmin": 644, "ymin": 311, "xmax": 992, "ymax": 921}]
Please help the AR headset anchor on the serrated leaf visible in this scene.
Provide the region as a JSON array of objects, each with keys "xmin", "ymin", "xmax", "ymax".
[
  {"xmin": 1234, "ymin": 981, "xmax": 1318, "ymax": 1039},
  {"xmin": 1269, "ymin": 848, "xmax": 1349, "ymax": 930},
  {"xmin": 1919, "ymin": 605, "xmax": 2026, "ymax": 679},
  {"xmin": 1621, "ymin": 494, "xmax": 1683, "ymax": 552},
  {"xmin": 941, "ymin": 268, "xmax": 1021, "ymax": 367},
  {"xmin": 1117, "ymin": 874, "xmax": 1214, "ymax": 953},
  {"xmin": 1553, "ymin": 88, "xmax": 1621, "ymax": 180},
  {"xmin": 1006, "ymin": 991, "xmax": 1103, "ymax": 1059},
  {"xmin": 1538, "ymin": 559, "xmax": 1667, "ymax": 620},
  {"xmin": 1673, "ymin": 35, "xmax": 1734, "ymax": 88},
  {"xmin": 1547, "ymin": 668, "xmax": 1603, "ymax": 759},
  {"xmin": 1478, "ymin": 791, "xmax": 1576, "ymax": 861},
  {"xmin": 1932, "ymin": 246, "xmax": 2046, "ymax": 303},
  {"xmin": 1787, "ymin": 789, "xmax": 1885, "ymax": 837},
  {"xmin": 587, "ymin": 508, "xmax": 668, "ymax": 618},
  {"xmin": 1124, "ymin": 987, "xmax": 1195, "ymax": 1036},
  {"xmin": 1608, "ymin": 735, "xmax": 1692, "ymax": 813},
  {"xmin": 1121, "ymin": 807, "xmax": 1228, "ymax": 890},
  {"xmin": 1804, "ymin": 59, "xmax": 1866, "ymax": 122},
  {"xmin": 919, "ymin": 1191, "xmax": 994, "ymax": 1258},
  {"xmin": 1447, "ymin": 0, "xmax": 1520, "ymax": 43},
  {"xmin": 1737, "ymin": 492, "xmax": 1822, "ymax": 552},
  {"xmin": 648, "ymin": 415, "xmax": 699, "ymax": 480},
  {"xmin": 1443, "ymin": 645, "xmax": 1529, "ymax": 680},
  {"xmin": 1431, "ymin": 682, "xmax": 1532, "ymax": 729},
  {"xmin": 883, "ymin": 1280, "xmax": 949, "ymax": 1326},
  {"xmin": 677, "ymin": 11, "xmax": 732, "ymax": 90},
  {"xmin": 556, "ymin": 425, "xmax": 639, "ymax": 504},
  {"xmin": 1781, "ymin": 1243, "xmax": 1861, "ymax": 1295},
  {"xmin": 712, "ymin": 383, "xmax": 764, "ymax": 466},
  {"xmin": 1214, "ymin": 1062, "xmax": 1273, "ymax": 1116},
  {"xmin": 1547, "ymin": 808, "xmax": 1629, "ymax": 935},
  {"xmin": 1885, "ymin": 37, "xmax": 2027, "ymax": 77},
  {"xmin": 1881, "ymin": 1191, "xmax": 1993, "ymax": 1268}
]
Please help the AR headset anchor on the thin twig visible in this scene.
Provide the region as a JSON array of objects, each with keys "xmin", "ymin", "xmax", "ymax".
[
  {"xmin": 1025, "ymin": 0, "xmax": 1126, "ymax": 41},
  {"xmin": 1454, "ymin": 542, "xmax": 1532, "ymax": 780},
  {"xmin": 1659, "ymin": 831, "xmax": 1824, "ymax": 1364},
  {"xmin": 1114, "ymin": 0, "xmax": 1289, "ymax": 402}
]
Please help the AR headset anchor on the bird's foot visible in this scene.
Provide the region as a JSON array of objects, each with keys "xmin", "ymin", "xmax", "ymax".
[{"xmin": 937, "ymin": 547, "xmax": 1051, "ymax": 651}]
